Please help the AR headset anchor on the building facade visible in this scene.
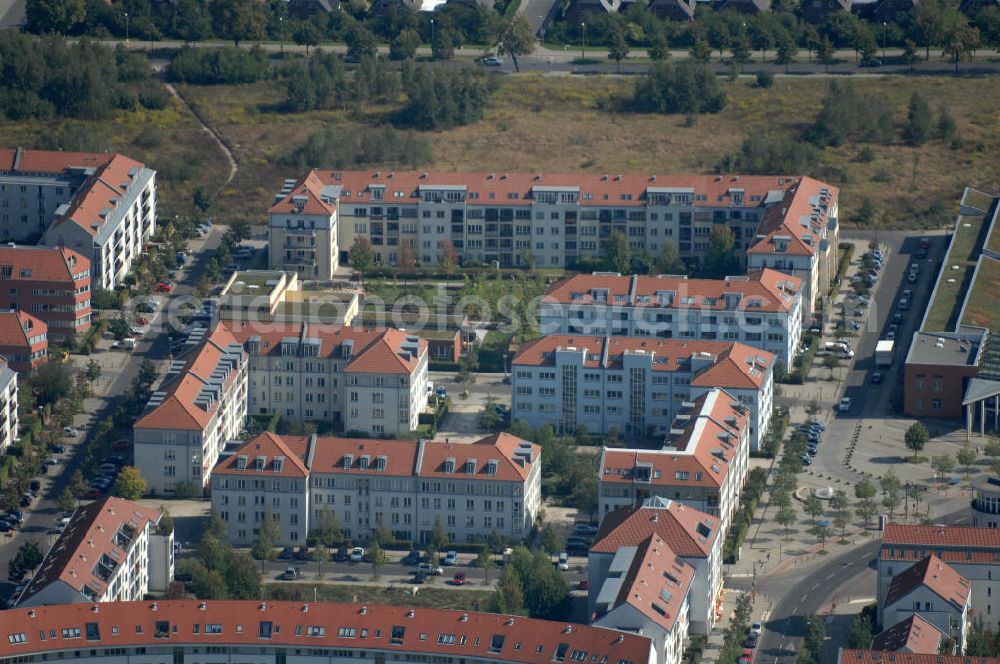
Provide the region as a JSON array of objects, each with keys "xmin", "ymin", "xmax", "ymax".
[
  {"xmin": 878, "ymin": 523, "xmax": 1000, "ymax": 625},
  {"xmin": 269, "ymin": 173, "xmax": 339, "ymax": 280},
  {"xmin": 223, "ymin": 322, "xmax": 429, "ymax": 437},
  {"xmin": 0, "ymin": 309, "xmax": 48, "ymax": 371},
  {"xmin": 971, "ymin": 476, "xmax": 1000, "ymax": 528},
  {"xmin": 598, "ymin": 389, "xmax": 750, "ymax": 535},
  {"xmin": 0, "ymin": 148, "xmax": 157, "ymax": 291},
  {"xmin": 268, "ymin": 171, "xmax": 837, "ymax": 291},
  {"xmin": 511, "ymin": 336, "xmax": 773, "ymax": 450},
  {"xmin": 211, "ymin": 432, "xmax": 541, "ymax": 548},
  {"xmin": 0, "ymin": 245, "xmax": 92, "ymax": 338},
  {"xmin": 16, "ymin": 497, "xmax": 172, "ymax": 607},
  {"xmin": 134, "ymin": 324, "xmax": 248, "ymax": 495},
  {"xmin": 0, "ymin": 600, "xmax": 655, "ymax": 664},
  {"xmin": 216, "ymin": 270, "xmax": 359, "ymax": 326},
  {"xmin": 588, "ymin": 496, "xmax": 723, "ymax": 637},
  {"xmin": 540, "ymin": 270, "xmax": 803, "ymax": 365},
  {"xmin": 0, "ymin": 357, "xmax": 17, "ymax": 455}
]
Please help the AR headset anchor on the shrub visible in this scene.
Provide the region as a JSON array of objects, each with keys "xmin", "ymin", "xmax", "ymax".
[
  {"xmin": 755, "ymin": 71, "xmax": 774, "ymax": 88},
  {"xmin": 632, "ymin": 61, "xmax": 725, "ymax": 115},
  {"xmin": 167, "ymin": 46, "xmax": 270, "ymax": 85},
  {"xmin": 281, "ymin": 125, "xmax": 433, "ymax": 172}
]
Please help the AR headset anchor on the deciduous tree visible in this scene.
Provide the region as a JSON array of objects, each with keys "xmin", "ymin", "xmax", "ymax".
[
  {"xmin": 904, "ymin": 421, "xmax": 929, "ymax": 460},
  {"xmin": 113, "ymin": 466, "xmax": 147, "ymax": 500},
  {"xmin": 497, "ymin": 15, "xmax": 534, "ymax": 73}
]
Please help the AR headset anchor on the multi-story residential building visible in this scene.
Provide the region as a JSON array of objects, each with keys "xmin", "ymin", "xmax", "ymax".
[
  {"xmin": 222, "ymin": 321, "xmax": 429, "ymax": 437},
  {"xmin": 0, "ymin": 600, "xmax": 655, "ymax": 664},
  {"xmin": 269, "ymin": 173, "xmax": 339, "ymax": 280},
  {"xmin": 871, "ymin": 615, "xmax": 944, "ymax": 654},
  {"xmin": 0, "ymin": 357, "xmax": 17, "ymax": 455},
  {"xmin": 216, "ymin": 270, "xmax": 359, "ymax": 325},
  {"xmin": 589, "ymin": 496, "xmax": 723, "ymax": 636},
  {"xmin": 597, "ymin": 389, "xmax": 750, "ymax": 535},
  {"xmin": 878, "ymin": 524, "xmax": 1000, "ymax": 624},
  {"xmin": 134, "ymin": 324, "xmax": 248, "ymax": 495},
  {"xmin": 511, "ymin": 336, "xmax": 773, "ymax": 449},
  {"xmin": 0, "ymin": 245, "xmax": 92, "ymax": 338},
  {"xmin": 879, "ymin": 555, "xmax": 971, "ymax": 652},
  {"xmin": 0, "ymin": 148, "xmax": 157, "ymax": 291},
  {"xmin": 16, "ymin": 497, "xmax": 173, "ymax": 607},
  {"xmin": 592, "ymin": 533, "xmax": 694, "ymax": 664},
  {"xmin": 745, "ymin": 177, "xmax": 839, "ymax": 318},
  {"xmin": 540, "ymin": 269, "xmax": 803, "ymax": 365},
  {"xmin": 211, "ymin": 431, "xmax": 541, "ymax": 547},
  {"xmin": 269, "ymin": 170, "xmax": 837, "ymax": 317},
  {"xmin": 839, "ymin": 652, "xmax": 1000, "ymax": 664},
  {"xmin": 0, "ymin": 309, "xmax": 47, "ymax": 371}
]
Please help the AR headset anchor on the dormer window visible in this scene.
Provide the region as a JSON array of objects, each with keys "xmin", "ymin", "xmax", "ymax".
[
  {"xmin": 255, "ymin": 456, "xmax": 266, "ymax": 471},
  {"xmin": 236, "ymin": 456, "xmax": 248, "ymax": 470},
  {"xmin": 273, "ymin": 457, "xmax": 284, "ymax": 473},
  {"xmin": 444, "ymin": 457, "xmax": 455, "ymax": 474},
  {"xmin": 486, "ymin": 460, "xmax": 498, "ymax": 476},
  {"xmin": 343, "ymin": 454, "xmax": 353, "ymax": 469},
  {"xmin": 359, "ymin": 455, "xmax": 370, "ymax": 470},
  {"xmin": 465, "ymin": 459, "xmax": 477, "ymax": 474},
  {"xmin": 375, "ymin": 456, "xmax": 387, "ymax": 471}
]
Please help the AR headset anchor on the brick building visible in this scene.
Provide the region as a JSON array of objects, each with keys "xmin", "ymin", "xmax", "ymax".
[
  {"xmin": 0, "ymin": 245, "xmax": 92, "ymax": 338},
  {"xmin": 0, "ymin": 309, "xmax": 47, "ymax": 371}
]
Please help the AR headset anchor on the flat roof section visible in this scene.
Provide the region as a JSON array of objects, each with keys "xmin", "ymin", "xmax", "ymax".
[
  {"xmin": 924, "ymin": 213, "xmax": 991, "ymax": 332},
  {"xmin": 906, "ymin": 331, "xmax": 982, "ymax": 367}
]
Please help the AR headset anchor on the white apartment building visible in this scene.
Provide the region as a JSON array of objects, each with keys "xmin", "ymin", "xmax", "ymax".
[
  {"xmin": 880, "ymin": 555, "xmax": 971, "ymax": 653},
  {"xmin": 0, "ymin": 148, "xmax": 157, "ymax": 291},
  {"xmin": 589, "ymin": 496, "xmax": 723, "ymax": 636},
  {"xmin": 540, "ymin": 269, "xmax": 803, "ymax": 366},
  {"xmin": 211, "ymin": 432, "xmax": 541, "ymax": 548},
  {"xmin": 269, "ymin": 173, "xmax": 339, "ymax": 280},
  {"xmin": 598, "ymin": 389, "xmax": 750, "ymax": 537},
  {"xmin": 593, "ymin": 534, "xmax": 694, "ymax": 664},
  {"xmin": 878, "ymin": 524, "xmax": 1000, "ymax": 625},
  {"xmin": 0, "ymin": 357, "xmax": 17, "ymax": 455},
  {"xmin": 134, "ymin": 324, "xmax": 248, "ymax": 495},
  {"xmin": 0, "ymin": 600, "xmax": 655, "ymax": 664},
  {"xmin": 511, "ymin": 335, "xmax": 773, "ymax": 450},
  {"xmin": 223, "ymin": 321, "xmax": 428, "ymax": 437},
  {"xmin": 746, "ymin": 177, "xmax": 839, "ymax": 318},
  {"xmin": 268, "ymin": 171, "xmax": 836, "ymax": 301},
  {"xmin": 16, "ymin": 497, "xmax": 173, "ymax": 607}
]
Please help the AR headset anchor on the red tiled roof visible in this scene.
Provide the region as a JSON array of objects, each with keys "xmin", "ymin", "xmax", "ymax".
[
  {"xmin": 543, "ymin": 269, "xmax": 801, "ymax": 313},
  {"xmin": 513, "ymin": 336, "xmax": 771, "ymax": 388},
  {"xmin": 0, "ymin": 600, "xmax": 652, "ymax": 664},
  {"xmin": 880, "ymin": 549, "xmax": 1000, "ymax": 565},
  {"xmin": 0, "ymin": 310, "xmax": 46, "ymax": 349},
  {"xmin": 838, "ymin": 651, "xmax": 1000, "ymax": 664},
  {"xmin": 606, "ymin": 534, "xmax": 694, "ymax": 633},
  {"xmin": 0, "ymin": 148, "xmax": 113, "ymax": 173},
  {"xmin": 214, "ymin": 432, "xmax": 310, "ymax": 478},
  {"xmin": 600, "ymin": 390, "xmax": 747, "ymax": 489},
  {"xmin": 747, "ymin": 177, "xmax": 839, "ymax": 258},
  {"xmin": 417, "ymin": 432, "xmax": 538, "ymax": 482},
  {"xmin": 871, "ymin": 615, "xmax": 942, "ymax": 654},
  {"xmin": 0, "ymin": 245, "xmax": 90, "ymax": 283},
  {"xmin": 297, "ymin": 170, "xmax": 796, "ymax": 209},
  {"xmin": 883, "ymin": 555, "xmax": 971, "ymax": 610},
  {"xmin": 221, "ymin": 322, "xmax": 425, "ymax": 375},
  {"xmin": 882, "ymin": 523, "xmax": 1000, "ymax": 549},
  {"xmin": 17, "ymin": 497, "xmax": 160, "ymax": 605},
  {"xmin": 134, "ymin": 324, "xmax": 245, "ymax": 431},
  {"xmin": 591, "ymin": 497, "xmax": 719, "ymax": 558},
  {"xmin": 268, "ymin": 171, "xmax": 337, "ymax": 216}
]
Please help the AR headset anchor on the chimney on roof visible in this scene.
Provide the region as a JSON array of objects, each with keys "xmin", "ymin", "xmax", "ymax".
[
  {"xmin": 302, "ymin": 604, "xmax": 309, "ymax": 613},
  {"xmin": 360, "ymin": 606, "xmax": 368, "ymax": 615}
]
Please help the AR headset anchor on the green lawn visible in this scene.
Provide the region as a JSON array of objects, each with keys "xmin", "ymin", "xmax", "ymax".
[
  {"xmin": 479, "ymin": 330, "xmax": 514, "ymax": 372},
  {"xmin": 924, "ymin": 213, "xmax": 990, "ymax": 332},
  {"xmin": 960, "ymin": 257, "xmax": 1000, "ymax": 332}
]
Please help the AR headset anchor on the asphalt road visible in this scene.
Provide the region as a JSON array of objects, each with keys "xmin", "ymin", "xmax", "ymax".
[
  {"xmin": 754, "ymin": 506, "xmax": 967, "ymax": 664},
  {"xmin": 0, "ymin": 224, "xmax": 224, "ymax": 606}
]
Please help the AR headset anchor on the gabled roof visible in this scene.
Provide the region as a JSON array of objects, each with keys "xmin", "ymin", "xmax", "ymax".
[
  {"xmin": 512, "ymin": 336, "xmax": 772, "ymax": 388},
  {"xmin": 44, "ymin": 152, "xmax": 151, "ymax": 238},
  {"xmin": 214, "ymin": 432, "xmax": 310, "ymax": 478},
  {"xmin": 883, "ymin": 555, "xmax": 971, "ymax": 610},
  {"xmin": 598, "ymin": 534, "xmax": 694, "ymax": 634},
  {"xmin": 268, "ymin": 171, "xmax": 337, "ymax": 216},
  {"xmin": 838, "ymin": 651, "xmax": 1000, "ymax": 664},
  {"xmin": 0, "ymin": 310, "xmax": 46, "ymax": 349},
  {"xmin": 871, "ymin": 615, "xmax": 943, "ymax": 654},
  {"xmin": 17, "ymin": 497, "xmax": 160, "ymax": 606},
  {"xmin": 747, "ymin": 177, "xmax": 839, "ymax": 258},
  {"xmin": 882, "ymin": 523, "xmax": 1000, "ymax": 550},
  {"xmin": 0, "ymin": 245, "xmax": 90, "ymax": 283},
  {"xmin": 600, "ymin": 390, "xmax": 747, "ymax": 489},
  {"xmin": 591, "ymin": 496, "xmax": 718, "ymax": 558},
  {"xmin": 221, "ymin": 322, "xmax": 425, "ymax": 375},
  {"xmin": 0, "ymin": 600, "xmax": 652, "ymax": 664},
  {"xmin": 134, "ymin": 324, "xmax": 245, "ymax": 431},
  {"xmin": 543, "ymin": 269, "xmax": 801, "ymax": 314},
  {"xmin": 417, "ymin": 432, "xmax": 538, "ymax": 482}
]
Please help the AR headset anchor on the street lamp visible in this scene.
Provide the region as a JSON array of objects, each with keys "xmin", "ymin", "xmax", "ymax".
[
  {"xmin": 580, "ymin": 22, "xmax": 586, "ymax": 61},
  {"xmin": 279, "ymin": 16, "xmax": 284, "ymax": 57},
  {"xmin": 124, "ymin": 11, "xmax": 129, "ymax": 44},
  {"xmin": 882, "ymin": 22, "xmax": 887, "ymax": 60}
]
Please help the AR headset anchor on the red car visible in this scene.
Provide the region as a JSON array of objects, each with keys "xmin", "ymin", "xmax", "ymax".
[
  {"xmin": 82, "ymin": 489, "xmax": 103, "ymax": 500},
  {"xmin": 156, "ymin": 282, "xmax": 173, "ymax": 293},
  {"xmin": 451, "ymin": 572, "xmax": 466, "ymax": 586},
  {"xmin": 578, "ymin": 579, "xmax": 589, "ymax": 591}
]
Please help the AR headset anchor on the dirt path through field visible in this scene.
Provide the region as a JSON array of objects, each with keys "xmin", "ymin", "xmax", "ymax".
[{"xmin": 164, "ymin": 82, "xmax": 238, "ymax": 196}]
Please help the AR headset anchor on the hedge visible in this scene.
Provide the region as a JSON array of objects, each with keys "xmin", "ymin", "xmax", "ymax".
[
  {"xmin": 429, "ymin": 361, "xmax": 460, "ymax": 372},
  {"xmin": 0, "ymin": 455, "xmax": 15, "ymax": 484},
  {"xmin": 251, "ymin": 412, "xmax": 280, "ymax": 433},
  {"xmin": 723, "ymin": 468, "xmax": 769, "ymax": 563},
  {"xmin": 80, "ymin": 320, "xmax": 109, "ymax": 355},
  {"xmin": 828, "ymin": 242, "xmax": 855, "ymax": 297},
  {"xmin": 754, "ymin": 407, "xmax": 789, "ymax": 458},
  {"xmin": 417, "ymin": 399, "xmax": 450, "ymax": 436},
  {"xmin": 784, "ymin": 334, "xmax": 818, "ymax": 385}
]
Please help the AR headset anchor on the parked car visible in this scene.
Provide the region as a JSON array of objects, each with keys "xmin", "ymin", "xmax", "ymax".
[
  {"xmin": 413, "ymin": 571, "xmax": 428, "ymax": 584},
  {"xmin": 283, "ymin": 567, "xmax": 300, "ymax": 580},
  {"xmin": 478, "ymin": 55, "xmax": 503, "ymax": 66},
  {"xmin": 155, "ymin": 282, "xmax": 173, "ymax": 293},
  {"xmin": 578, "ymin": 579, "xmax": 589, "ymax": 591},
  {"xmin": 860, "ymin": 58, "xmax": 882, "ymax": 67},
  {"xmin": 443, "ymin": 550, "xmax": 458, "ymax": 566},
  {"xmin": 350, "ymin": 547, "xmax": 365, "ymax": 562},
  {"xmin": 403, "ymin": 550, "xmax": 422, "ymax": 565},
  {"xmin": 435, "ymin": 386, "xmax": 448, "ymax": 399},
  {"xmin": 800, "ymin": 455, "xmax": 812, "ymax": 466},
  {"xmin": 557, "ymin": 552, "xmax": 569, "ymax": 571},
  {"xmin": 744, "ymin": 635, "xmax": 758, "ymax": 649},
  {"xmin": 750, "ymin": 622, "xmax": 763, "ymax": 637},
  {"xmin": 44, "ymin": 457, "xmax": 58, "ymax": 466},
  {"xmin": 63, "ymin": 427, "xmax": 79, "ymax": 437},
  {"xmin": 871, "ymin": 371, "xmax": 883, "ymax": 384},
  {"xmin": 838, "ymin": 397, "xmax": 852, "ymax": 412},
  {"xmin": 418, "ymin": 562, "xmax": 443, "ymax": 575},
  {"xmin": 48, "ymin": 444, "xmax": 66, "ymax": 453},
  {"xmin": 574, "ymin": 524, "xmax": 599, "ymax": 535},
  {"xmin": 278, "ymin": 547, "xmax": 294, "ymax": 561},
  {"xmin": 451, "ymin": 572, "xmax": 467, "ymax": 585}
]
